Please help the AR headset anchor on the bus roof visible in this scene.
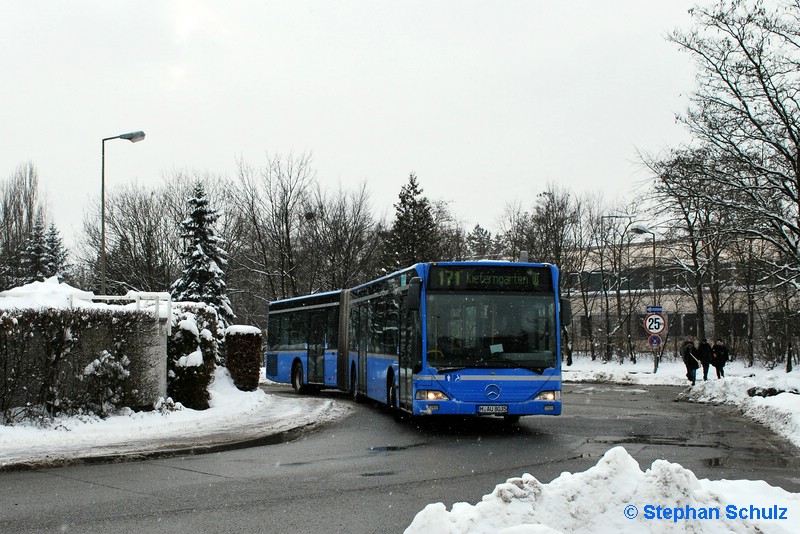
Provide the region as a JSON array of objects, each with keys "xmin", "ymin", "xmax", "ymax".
[
  {"xmin": 267, "ymin": 262, "xmax": 559, "ymax": 310},
  {"xmin": 267, "ymin": 289, "xmax": 342, "ymax": 312},
  {"xmin": 347, "ymin": 261, "xmax": 557, "ymax": 292}
]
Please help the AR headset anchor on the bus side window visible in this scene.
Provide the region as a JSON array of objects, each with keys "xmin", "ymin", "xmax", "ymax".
[
  {"xmin": 268, "ymin": 315, "xmax": 289, "ymax": 351},
  {"xmin": 347, "ymin": 306, "xmax": 360, "ymax": 353},
  {"xmin": 267, "ymin": 315, "xmax": 278, "ymax": 350},
  {"xmin": 279, "ymin": 317, "xmax": 290, "ymax": 350},
  {"xmin": 289, "ymin": 312, "xmax": 307, "ymax": 349},
  {"xmin": 326, "ymin": 308, "xmax": 338, "ymax": 348}
]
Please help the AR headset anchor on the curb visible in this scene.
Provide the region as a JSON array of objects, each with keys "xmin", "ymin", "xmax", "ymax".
[{"xmin": 0, "ymin": 420, "xmax": 322, "ymax": 473}]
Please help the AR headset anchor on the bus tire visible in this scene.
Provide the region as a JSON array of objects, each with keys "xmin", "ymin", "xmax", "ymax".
[
  {"xmin": 292, "ymin": 361, "xmax": 307, "ymax": 394},
  {"xmin": 387, "ymin": 374, "xmax": 402, "ymax": 421},
  {"xmin": 350, "ymin": 366, "xmax": 361, "ymax": 403},
  {"xmin": 503, "ymin": 415, "xmax": 521, "ymax": 426}
]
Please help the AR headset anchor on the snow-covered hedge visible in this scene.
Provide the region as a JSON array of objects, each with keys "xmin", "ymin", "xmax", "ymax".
[
  {"xmin": 224, "ymin": 325, "xmax": 262, "ymax": 392},
  {"xmin": 0, "ymin": 308, "xmax": 155, "ymax": 424},
  {"xmin": 167, "ymin": 303, "xmax": 218, "ymax": 410}
]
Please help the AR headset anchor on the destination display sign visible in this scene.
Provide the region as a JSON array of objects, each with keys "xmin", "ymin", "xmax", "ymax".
[{"xmin": 428, "ymin": 266, "xmax": 552, "ymax": 292}]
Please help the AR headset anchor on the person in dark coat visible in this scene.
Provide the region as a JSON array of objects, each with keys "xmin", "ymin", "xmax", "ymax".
[
  {"xmin": 698, "ymin": 339, "xmax": 713, "ymax": 381},
  {"xmin": 682, "ymin": 338, "xmax": 700, "ymax": 386},
  {"xmin": 711, "ymin": 339, "xmax": 729, "ymax": 378}
]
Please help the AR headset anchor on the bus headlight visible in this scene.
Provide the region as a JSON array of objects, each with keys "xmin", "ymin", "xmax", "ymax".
[
  {"xmin": 415, "ymin": 390, "xmax": 450, "ymax": 401},
  {"xmin": 534, "ymin": 390, "xmax": 561, "ymax": 401}
]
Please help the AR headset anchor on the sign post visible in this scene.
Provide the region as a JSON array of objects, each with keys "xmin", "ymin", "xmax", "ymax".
[{"xmin": 644, "ymin": 309, "xmax": 667, "ymax": 373}]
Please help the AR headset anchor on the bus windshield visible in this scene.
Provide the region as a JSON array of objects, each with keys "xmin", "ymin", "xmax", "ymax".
[{"xmin": 425, "ymin": 292, "xmax": 556, "ymax": 372}]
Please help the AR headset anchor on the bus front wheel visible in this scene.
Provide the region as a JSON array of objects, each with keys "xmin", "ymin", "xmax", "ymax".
[
  {"xmin": 387, "ymin": 376, "xmax": 403, "ymax": 421},
  {"xmin": 503, "ymin": 415, "xmax": 521, "ymax": 426}
]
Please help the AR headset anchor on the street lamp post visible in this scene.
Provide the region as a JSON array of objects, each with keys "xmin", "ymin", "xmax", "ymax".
[
  {"xmin": 631, "ymin": 223, "xmax": 658, "ymax": 372},
  {"xmin": 630, "ymin": 224, "xmax": 656, "ymax": 299},
  {"xmin": 599, "ymin": 214, "xmax": 630, "ymax": 361},
  {"xmin": 101, "ymin": 130, "xmax": 145, "ymax": 294}
]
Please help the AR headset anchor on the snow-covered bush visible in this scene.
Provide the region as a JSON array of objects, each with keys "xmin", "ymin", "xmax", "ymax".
[
  {"xmin": 167, "ymin": 303, "xmax": 218, "ymax": 410},
  {"xmin": 153, "ymin": 396, "xmax": 183, "ymax": 414},
  {"xmin": 0, "ymin": 308, "xmax": 150, "ymax": 424},
  {"xmin": 78, "ymin": 350, "xmax": 131, "ymax": 417},
  {"xmin": 224, "ymin": 325, "xmax": 262, "ymax": 391}
]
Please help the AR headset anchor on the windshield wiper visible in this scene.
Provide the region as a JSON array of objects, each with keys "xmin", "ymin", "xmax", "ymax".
[{"xmin": 431, "ymin": 366, "xmax": 466, "ymax": 374}]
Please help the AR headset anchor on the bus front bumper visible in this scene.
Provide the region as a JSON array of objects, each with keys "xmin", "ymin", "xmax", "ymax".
[{"xmin": 411, "ymin": 398, "xmax": 561, "ymax": 417}]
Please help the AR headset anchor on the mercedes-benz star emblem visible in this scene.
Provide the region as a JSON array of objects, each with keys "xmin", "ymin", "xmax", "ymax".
[{"xmin": 484, "ymin": 384, "xmax": 501, "ymax": 400}]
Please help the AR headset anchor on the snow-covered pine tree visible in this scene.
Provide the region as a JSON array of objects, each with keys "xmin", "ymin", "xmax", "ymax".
[
  {"xmin": 170, "ymin": 183, "xmax": 234, "ymax": 327},
  {"xmin": 466, "ymin": 224, "xmax": 495, "ymax": 260},
  {"xmin": 44, "ymin": 223, "xmax": 69, "ymax": 279},
  {"xmin": 383, "ymin": 173, "xmax": 437, "ymax": 269},
  {"xmin": 19, "ymin": 215, "xmax": 48, "ymax": 284}
]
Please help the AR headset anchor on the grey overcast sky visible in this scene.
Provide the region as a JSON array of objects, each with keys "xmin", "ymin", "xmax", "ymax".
[{"xmin": 0, "ymin": 1, "xmax": 698, "ymax": 244}]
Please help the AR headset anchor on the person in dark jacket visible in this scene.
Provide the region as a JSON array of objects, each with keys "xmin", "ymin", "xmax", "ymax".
[
  {"xmin": 698, "ymin": 339, "xmax": 713, "ymax": 381},
  {"xmin": 711, "ymin": 339, "xmax": 729, "ymax": 378},
  {"xmin": 682, "ymin": 338, "xmax": 700, "ymax": 386}
]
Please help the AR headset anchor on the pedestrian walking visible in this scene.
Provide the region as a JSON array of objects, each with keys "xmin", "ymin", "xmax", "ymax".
[
  {"xmin": 698, "ymin": 339, "xmax": 713, "ymax": 381},
  {"xmin": 682, "ymin": 337, "xmax": 700, "ymax": 386},
  {"xmin": 711, "ymin": 339, "xmax": 729, "ymax": 379}
]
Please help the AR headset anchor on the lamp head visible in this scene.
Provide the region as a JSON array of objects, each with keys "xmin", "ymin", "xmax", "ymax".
[
  {"xmin": 119, "ymin": 131, "xmax": 145, "ymax": 143},
  {"xmin": 630, "ymin": 223, "xmax": 654, "ymax": 236}
]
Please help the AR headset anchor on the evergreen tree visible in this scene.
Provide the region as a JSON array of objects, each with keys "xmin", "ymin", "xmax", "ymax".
[
  {"xmin": 19, "ymin": 215, "xmax": 47, "ymax": 284},
  {"xmin": 466, "ymin": 224, "xmax": 495, "ymax": 259},
  {"xmin": 44, "ymin": 223, "xmax": 69, "ymax": 279},
  {"xmin": 383, "ymin": 173, "xmax": 437, "ymax": 269},
  {"xmin": 171, "ymin": 183, "xmax": 234, "ymax": 326}
]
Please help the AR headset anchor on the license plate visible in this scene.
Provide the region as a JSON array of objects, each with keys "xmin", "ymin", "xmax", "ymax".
[{"xmin": 478, "ymin": 405, "xmax": 508, "ymax": 414}]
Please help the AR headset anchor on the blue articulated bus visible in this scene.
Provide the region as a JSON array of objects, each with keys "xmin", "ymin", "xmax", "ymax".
[{"xmin": 265, "ymin": 261, "xmax": 570, "ymax": 421}]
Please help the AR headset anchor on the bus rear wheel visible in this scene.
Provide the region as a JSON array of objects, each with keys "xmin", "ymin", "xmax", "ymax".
[
  {"xmin": 350, "ymin": 366, "xmax": 361, "ymax": 403},
  {"xmin": 292, "ymin": 362, "xmax": 306, "ymax": 394}
]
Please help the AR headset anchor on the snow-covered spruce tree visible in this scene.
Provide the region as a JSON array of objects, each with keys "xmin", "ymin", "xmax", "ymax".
[
  {"xmin": 19, "ymin": 215, "xmax": 48, "ymax": 284},
  {"xmin": 382, "ymin": 173, "xmax": 438, "ymax": 270},
  {"xmin": 44, "ymin": 223, "xmax": 69, "ymax": 280},
  {"xmin": 170, "ymin": 182, "xmax": 234, "ymax": 328}
]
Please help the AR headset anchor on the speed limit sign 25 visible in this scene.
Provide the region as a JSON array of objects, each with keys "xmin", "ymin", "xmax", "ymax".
[{"xmin": 644, "ymin": 313, "xmax": 666, "ymax": 335}]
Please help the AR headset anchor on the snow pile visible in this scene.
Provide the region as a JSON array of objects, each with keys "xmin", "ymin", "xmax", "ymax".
[
  {"xmin": 406, "ymin": 446, "xmax": 800, "ymax": 534},
  {"xmin": 0, "ymin": 276, "xmax": 97, "ymax": 310},
  {"xmin": 0, "ymin": 278, "xmax": 173, "ymax": 324},
  {"xmin": 682, "ymin": 376, "xmax": 800, "ymax": 448},
  {"xmin": 564, "ymin": 358, "xmax": 687, "ymax": 386},
  {"xmin": 226, "ymin": 324, "xmax": 262, "ymax": 336}
]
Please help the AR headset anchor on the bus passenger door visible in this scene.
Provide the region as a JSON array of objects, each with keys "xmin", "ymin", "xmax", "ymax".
[
  {"xmin": 398, "ymin": 307, "xmax": 419, "ymax": 411},
  {"xmin": 308, "ymin": 310, "xmax": 325, "ymax": 384},
  {"xmin": 357, "ymin": 304, "xmax": 368, "ymax": 396}
]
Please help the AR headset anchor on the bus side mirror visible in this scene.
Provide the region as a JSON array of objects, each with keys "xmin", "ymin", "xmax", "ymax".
[
  {"xmin": 560, "ymin": 298, "xmax": 572, "ymax": 326},
  {"xmin": 404, "ymin": 277, "xmax": 422, "ymax": 311}
]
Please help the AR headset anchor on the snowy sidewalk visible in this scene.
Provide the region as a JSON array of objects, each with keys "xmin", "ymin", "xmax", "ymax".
[{"xmin": 0, "ymin": 368, "xmax": 351, "ymax": 470}]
